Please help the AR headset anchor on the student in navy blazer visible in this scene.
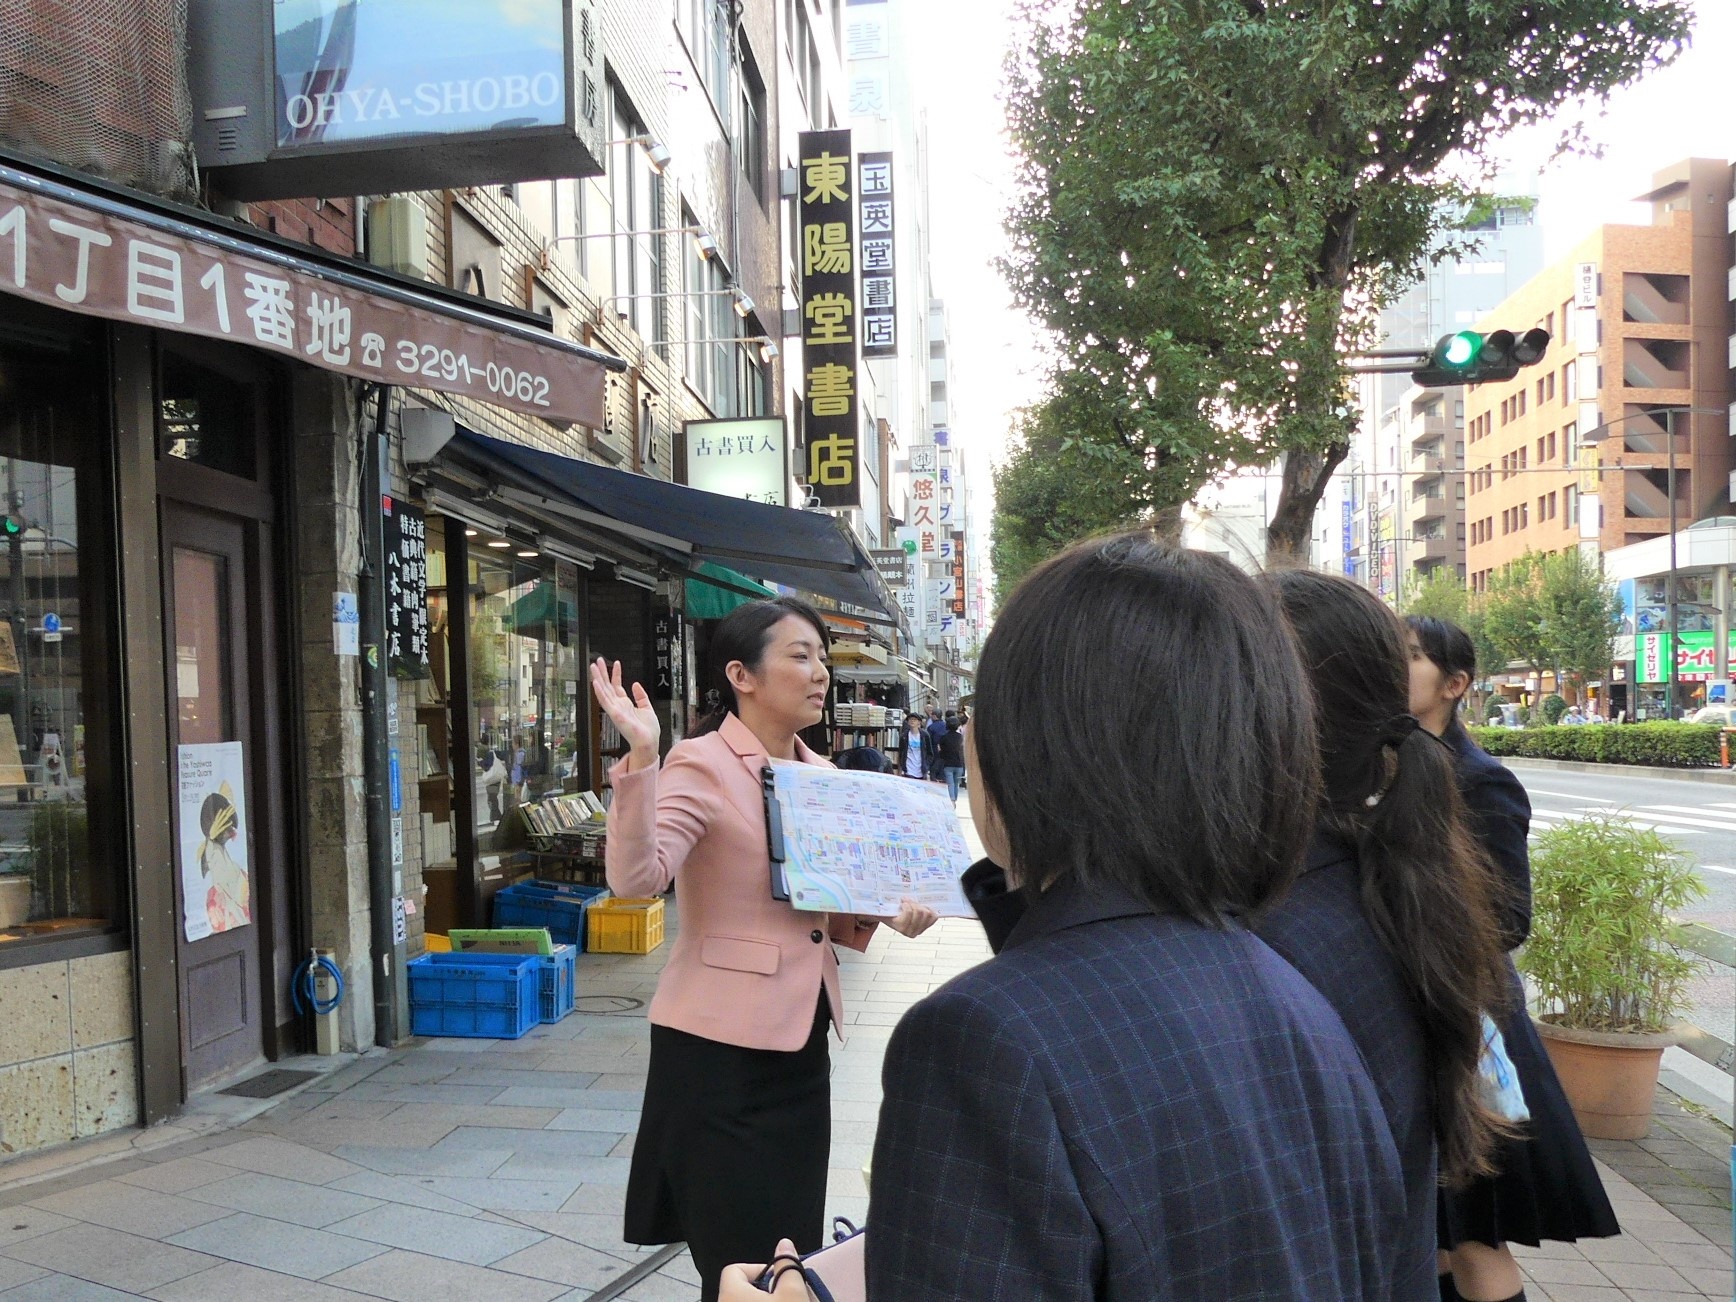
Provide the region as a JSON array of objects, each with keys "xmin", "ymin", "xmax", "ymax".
[
  {"xmin": 726, "ymin": 537, "xmax": 1408, "ymax": 1300},
  {"xmin": 1409, "ymin": 617, "xmax": 1618, "ymax": 1302}
]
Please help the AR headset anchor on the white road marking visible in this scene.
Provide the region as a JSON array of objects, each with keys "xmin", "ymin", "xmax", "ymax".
[
  {"xmin": 1528, "ymin": 808, "xmax": 1703, "ymax": 836},
  {"xmin": 1526, "ymin": 789, "xmax": 1620, "ymax": 803},
  {"xmin": 1629, "ymin": 805, "xmax": 1736, "ymax": 833},
  {"xmin": 1696, "ymin": 864, "xmax": 1736, "ymax": 877}
]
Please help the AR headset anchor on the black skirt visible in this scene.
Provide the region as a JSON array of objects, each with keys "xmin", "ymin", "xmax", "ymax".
[
  {"xmin": 1440, "ymin": 962, "xmax": 1621, "ymax": 1249},
  {"xmin": 625, "ymin": 992, "xmax": 832, "ymax": 1301}
]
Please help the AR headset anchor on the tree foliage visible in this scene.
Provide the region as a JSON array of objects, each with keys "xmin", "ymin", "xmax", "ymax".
[
  {"xmin": 1000, "ymin": 0, "xmax": 1694, "ymax": 561},
  {"xmin": 1483, "ymin": 549, "xmax": 1623, "ymax": 697}
]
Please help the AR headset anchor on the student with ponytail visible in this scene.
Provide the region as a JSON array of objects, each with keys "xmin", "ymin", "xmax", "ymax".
[
  {"xmin": 1256, "ymin": 571, "xmax": 1515, "ymax": 1301},
  {"xmin": 1408, "ymin": 615, "xmax": 1619, "ymax": 1302}
]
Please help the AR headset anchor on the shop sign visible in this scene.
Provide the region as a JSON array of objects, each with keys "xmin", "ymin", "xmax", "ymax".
[
  {"xmin": 648, "ymin": 605, "xmax": 682, "ymax": 702},
  {"xmin": 798, "ymin": 129, "xmax": 862, "ymax": 509},
  {"xmin": 858, "ymin": 152, "xmax": 897, "ymax": 357},
  {"xmin": 870, "ymin": 548, "xmax": 907, "ymax": 588},
  {"xmin": 383, "ymin": 497, "xmax": 431, "ymax": 679},
  {"xmin": 908, "ymin": 443, "xmax": 940, "ymax": 560},
  {"xmin": 684, "ymin": 417, "xmax": 787, "ymax": 506},
  {"xmin": 950, "ymin": 531, "xmax": 966, "ymax": 617},
  {"xmin": 0, "ymin": 178, "xmax": 606, "ymax": 426},
  {"xmin": 845, "ymin": 0, "xmax": 891, "ymax": 117},
  {"xmin": 177, "ymin": 741, "xmax": 251, "ymax": 942},
  {"xmin": 894, "ymin": 527, "xmax": 921, "ymax": 630},
  {"xmin": 1638, "ymin": 631, "xmax": 1736, "ymax": 684},
  {"xmin": 1574, "ymin": 262, "xmax": 1598, "ymax": 308}
]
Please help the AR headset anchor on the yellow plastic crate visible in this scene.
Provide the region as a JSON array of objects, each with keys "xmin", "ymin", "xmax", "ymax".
[
  {"xmin": 424, "ymin": 933, "xmax": 452, "ymax": 953},
  {"xmin": 586, "ymin": 897, "xmax": 666, "ymax": 954}
]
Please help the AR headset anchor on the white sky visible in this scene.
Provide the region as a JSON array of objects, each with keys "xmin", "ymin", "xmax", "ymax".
[{"xmin": 909, "ymin": 0, "xmax": 1736, "ymax": 528}]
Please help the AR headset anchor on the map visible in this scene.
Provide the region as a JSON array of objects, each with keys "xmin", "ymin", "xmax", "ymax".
[{"xmin": 767, "ymin": 761, "xmax": 975, "ymax": 918}]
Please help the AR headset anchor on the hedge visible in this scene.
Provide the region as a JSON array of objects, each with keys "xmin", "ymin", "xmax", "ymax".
[{"xmin": 1467, "ymin": 722, "xmax": 1724, "ymax": 769}]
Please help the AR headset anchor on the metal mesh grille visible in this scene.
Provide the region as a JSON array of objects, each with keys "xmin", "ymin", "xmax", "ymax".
[{"xmin": 0, "ymin": 0, "xmax": 195, "ymax": 199}]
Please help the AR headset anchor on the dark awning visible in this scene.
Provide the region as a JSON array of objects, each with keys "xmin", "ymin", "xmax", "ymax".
[
  {"xmin": 0, "ymin": 151, "xmax": 624, "ymax": 426},
  {"xmin": 446, "ymin": 428, "xmax": 899, "ymax": 620}
]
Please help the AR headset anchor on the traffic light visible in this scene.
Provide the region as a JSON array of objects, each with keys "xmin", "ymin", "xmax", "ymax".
[
  {"xmin": 1412, "ymin": 327, "xmax": 1550, "ymax": 387},
  {"xmin": 0, "ymin": 516, "xmax": 20, "ymax": 538}
]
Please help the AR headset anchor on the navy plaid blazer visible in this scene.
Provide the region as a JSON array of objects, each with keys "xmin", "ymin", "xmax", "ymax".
[
  {"xmin": 1257, "ymin": 835, "xmax": 1438, "ymax": 1301},
  {"xmin": 1445, "ymin": 721, "xmax": 1533, "ymax": 948},
  {"xmin": 868, "ymin": 878, "xmax": 1406, "ymax": 1300}
]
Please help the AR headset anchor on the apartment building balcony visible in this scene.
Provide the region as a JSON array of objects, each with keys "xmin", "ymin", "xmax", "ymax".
[
  {"xmin": 1408, "ymin": 441, "xmax": 1450, "ymax": 476},
  {"xmin": 1623, "ymin": 338, "xmax": 1691, "ymax": 390},
  {"xmin": 1409, "ymin": 536, "xmax": 1451, "ymax": 564},
  {"xmin": 1621, "ymin": 272, "xmax": 1690, "ymax": 326}
]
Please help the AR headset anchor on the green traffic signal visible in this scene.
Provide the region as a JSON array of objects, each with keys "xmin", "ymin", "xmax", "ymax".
[
  {"xmin": 1442, "ymin": 331, "xmax": 1481, "ymax": 369},
  {"xmin": 1, "ymin": 517, "xmax": 20, "ymax": 537},
  {"xmin": 1412, "ymin": 328, "xmax": 1550, "ymax": 388}
]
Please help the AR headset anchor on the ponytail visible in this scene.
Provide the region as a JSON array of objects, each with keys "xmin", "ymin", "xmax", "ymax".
[{"xmin": 1265, "ymin": 569, "xmax": 1514, "ymax": 1186}]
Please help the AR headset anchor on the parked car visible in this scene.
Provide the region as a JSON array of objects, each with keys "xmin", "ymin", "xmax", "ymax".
[{"xmin": 1688, "ymin": 705, "xmax": 1736, "ymax": 727}]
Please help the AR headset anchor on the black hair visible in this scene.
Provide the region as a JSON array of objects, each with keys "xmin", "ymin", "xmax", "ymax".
[
  {"xmin": 1265, "ymin": 571, "xmax": 1511, "ymax": 1185},
  {"xmin": 945, "ymin": 717, "xmax": 961, "ymax": 734},
  {"xmin": 975, "ymin": 532, "xmax": 1319, "ymax": 924},
  {"xmin": 691, "ymin": 597, "xmax": 830, "ymax": 737},
  {"xmin": 1407, "ymin": 615, "xmax": 1478, "ymax": 713}
]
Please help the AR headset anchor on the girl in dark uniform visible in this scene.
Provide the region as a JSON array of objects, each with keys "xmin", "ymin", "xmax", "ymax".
[{"xmin": 1407, "ymin": 616, "xmax": 1619, "ymax": 1302}]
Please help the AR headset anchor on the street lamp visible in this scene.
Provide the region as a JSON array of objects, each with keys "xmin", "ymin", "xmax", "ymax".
[{"xmin": 1578, "ymin": 405, "xmax": 1726, "ymax": 721}]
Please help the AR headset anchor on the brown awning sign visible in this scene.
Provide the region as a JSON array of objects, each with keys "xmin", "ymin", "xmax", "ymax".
[{"xmin": 0, "ymin": 170, "xmax": 615, "ymax": 427}]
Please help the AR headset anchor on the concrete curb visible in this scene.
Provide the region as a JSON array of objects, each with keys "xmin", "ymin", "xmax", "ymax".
[{"xmin": 1505, "ymin": 756, "xmax": 1736, "ymax": 784}]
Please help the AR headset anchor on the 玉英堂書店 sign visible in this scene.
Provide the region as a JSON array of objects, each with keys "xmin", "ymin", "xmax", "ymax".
[
  {"xmin": 858, "ymin": 151, "xmax": 897, "ymax": 358},
  {"xmin": 383, "ymin": 497, "xmax": 431, "ymax": 679},
  {"xmin": 869, "ymin": 548, "xmax": 908, "ymax": 588},
  {"xmin": 684, "ymin": 417, "xmax": 787, "ymax": 506},
  {"xmin": 0, "ymin": 175, "xmax": 608, "ymax": 427},
  {"xmin": 798, "ymin": 129, "xmax": 862, "ymax": 510}
]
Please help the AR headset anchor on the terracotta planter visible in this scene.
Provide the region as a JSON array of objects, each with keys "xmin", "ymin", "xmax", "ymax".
[{"xmin": 1534, "ymin": 1017, "xmax": 1677, "ymax": 1140}]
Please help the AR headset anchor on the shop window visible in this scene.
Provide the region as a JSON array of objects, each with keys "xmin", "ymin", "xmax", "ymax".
[
  {"xmin": 0, "ymin": 319, "xmax": 119, "ymax": 953},
  {"xmin": 158, "ymin": 346, "xmax": 259, "ymax": 480}
]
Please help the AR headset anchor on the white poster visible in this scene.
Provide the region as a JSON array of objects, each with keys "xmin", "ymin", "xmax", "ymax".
[{"xmin": 178, "ymin": 742, "xmax": 251, "ymax": 942}]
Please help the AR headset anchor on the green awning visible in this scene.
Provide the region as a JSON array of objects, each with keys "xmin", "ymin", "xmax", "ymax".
[
  {"xmin": 503, "ymin": 581, "xmax": 577, "ymax": 637},
  {"xmin": 685, "ymin": 561, "xmax": 775, "ymax": 621}
]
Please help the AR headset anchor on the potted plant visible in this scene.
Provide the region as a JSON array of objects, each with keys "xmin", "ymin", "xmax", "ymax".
[{"xmin": 1520, "ymin": 811, "xmax": 1707, "ymax": 1139}]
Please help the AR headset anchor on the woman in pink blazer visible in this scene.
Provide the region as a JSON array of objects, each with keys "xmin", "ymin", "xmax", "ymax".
[{"xmin": 592, "ymin": 596, "xmax": 936, "ymax": 1301}]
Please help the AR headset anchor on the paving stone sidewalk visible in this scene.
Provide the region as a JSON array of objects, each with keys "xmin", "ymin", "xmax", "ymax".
[{"xmin": 0, "ymin": 812, "xmax": 1729, "ymax": 1300}]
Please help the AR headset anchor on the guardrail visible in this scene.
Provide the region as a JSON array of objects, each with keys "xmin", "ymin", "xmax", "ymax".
[{"xmin": 1674, "ymin": 920, "xmax": 1734, "ymax": 1076}]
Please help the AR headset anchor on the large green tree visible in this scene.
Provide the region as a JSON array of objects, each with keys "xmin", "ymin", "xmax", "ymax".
[
  {"xmin": 1001, "ymin": 0, "xmax": 1693, "ymax": 563},
  {"xmin": 1482, "ymin": 549, "xmax": 1622, "ymax": 703}
]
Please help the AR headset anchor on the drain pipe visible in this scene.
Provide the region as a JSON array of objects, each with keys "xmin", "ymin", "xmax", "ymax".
[{"xmin": 360, "ymin": 384, "xmax": 402, "ymax": 1046}]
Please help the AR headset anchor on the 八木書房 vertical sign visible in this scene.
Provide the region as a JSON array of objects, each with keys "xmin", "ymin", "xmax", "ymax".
[
  {"xmin": 858, "ymin": 151, "xmax": 896, "ymax": 358},
  {"xmin": 799, "ymin": 129, "xmax": 861, "ymax": 509}
]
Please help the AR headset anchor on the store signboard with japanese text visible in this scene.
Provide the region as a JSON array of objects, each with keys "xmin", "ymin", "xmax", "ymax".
[
  {"xmin": 0, "ymin": 179, "xmax": 606, "ymax": 426},
  {"xmin": 908, "ymin": 443, "xmax": 940, "ymax": 559},
  {"xmin": 950, "ymin": 531, "xmax": 966, "ymax": 617},
  {"xmin": 799, "ymin": 129, "xmax": 862, "ymax": 509},
  {"xmin": 684, "ymin": 417, "xmax": 787, "ymax": 506},
  {"xmin": 894, "ymin": 527, "xmax": 922, "ymax": 631},
  {"xmin": 384, "ymin": 497, "xmax": 431, "ymax": 678},
  {"xmin": 870, "ymin": 548, "xmax": 908, "ymax": 589},
  {"xmin": 647, "ymin": 605, "xmax": 682, "ymax": 701},
  {"xmin": 844, "ymin": 0, "xmax": 891, "ymax": 118},
  {"xmin": 858, "ymin": 152, "xmax": 897, "ymax": 357},
  {"xmin": 1638, "ymin": 631, "xmax": 1736, "ymax": 684}
]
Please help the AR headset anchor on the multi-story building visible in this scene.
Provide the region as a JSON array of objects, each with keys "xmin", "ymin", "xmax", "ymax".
[
  {"xmin": 1464, "ymin": 158, "xmax": 1735, "ymax": 591},
  {"xmin": 1317, "ymin": 190, "xmax": 1544, "ymax": 591}
]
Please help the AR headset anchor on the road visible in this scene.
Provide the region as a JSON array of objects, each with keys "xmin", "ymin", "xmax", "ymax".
[{"xmin": 1505, "ymin": 762, "xmax": 1736, "ymax": 1061}]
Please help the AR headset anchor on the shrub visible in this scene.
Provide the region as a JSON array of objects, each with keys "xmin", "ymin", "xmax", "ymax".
[
  {"xmin": 1541, "ymin": 694, "xmax": 1567, "ymax": 725},
  {"xmin": 1467, "ymin": 722, "xmax": 1723, "ymax": 768},
  {"xmin": 1484, "ymin": 699, "xmax": 1505, "ymax": 724},
  {"xmin": 1520, "ymin": 813, "xmax": 1706, "ymax": 1032}
]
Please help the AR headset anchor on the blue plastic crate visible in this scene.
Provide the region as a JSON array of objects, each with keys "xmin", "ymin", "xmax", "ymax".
[
  {"xmin": 537, "ymin": 944, "xmax": 577, "ymax": 1023},
  {"xmin": 493, "ymin": 883, "xmax": 609, "ymax": 950},
  {"xmin": 408, "ymin": 952, "xmax": 539, "ymax": 1040}
]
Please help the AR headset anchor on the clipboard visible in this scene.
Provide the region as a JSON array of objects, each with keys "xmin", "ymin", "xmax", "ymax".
[{"xmin": 762, "ymin": 764, "xmax": 792, "ymax": 901}]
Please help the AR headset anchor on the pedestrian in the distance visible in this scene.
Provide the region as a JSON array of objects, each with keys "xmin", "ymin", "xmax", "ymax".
[
  {"xmin": 1408, "ymin": 615, "xmax": 1618, "ymax": 1302},
  {"xmin": 592, "ymin": 597, "xmax": 939, "ymax": 1301},
  {"xmin": 936, "ymin": 716, "xmax": 966, "ymax": 802},
  {"xmin": 1257, "ymin": 571, "xmax": 1515, "ymax": 1301},
  {"xmin": 901, "ymin": 713, "xmax": 933, "ymax": 780}
]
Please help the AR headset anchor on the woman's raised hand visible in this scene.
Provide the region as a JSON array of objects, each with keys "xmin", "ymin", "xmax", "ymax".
[{"xmin": 590, "ymin": 657, "xmax": 661, "ymax": 770}]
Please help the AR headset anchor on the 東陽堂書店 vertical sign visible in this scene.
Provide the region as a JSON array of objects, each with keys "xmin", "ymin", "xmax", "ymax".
[
  {"xmin": 799, "ymin": 129, "xmax": 861, "ymax": 509},
  {"xmin": 858, "ymin": 151, "xmax": 896, "ymax": 358}
]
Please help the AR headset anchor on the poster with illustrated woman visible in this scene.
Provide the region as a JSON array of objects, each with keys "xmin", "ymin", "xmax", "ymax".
[{"xmin": 177, "ymin": 742, "xmax": 251, "ymax": 942}]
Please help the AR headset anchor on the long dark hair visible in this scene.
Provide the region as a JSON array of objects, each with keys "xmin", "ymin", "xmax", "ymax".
[
  {"xmin": 975, "ymin": 533, "xmax": 1320, "ymax": 923},
  {"xmin": 1408, "ymin": 615, "xmax": 1477, "ymax": 718},
  {"xmin": 691, "ymin": 596, "xmax": 830, "ymax": 737},
  {"xmin": 1264, "ymin": 570, "xmax": 1510, "ymax": 1185}
]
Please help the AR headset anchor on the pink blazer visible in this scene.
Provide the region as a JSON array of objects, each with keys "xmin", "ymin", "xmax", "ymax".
[{"xmin": 605, "ymin": 713, "xmax": 877, "ymax": 1050}]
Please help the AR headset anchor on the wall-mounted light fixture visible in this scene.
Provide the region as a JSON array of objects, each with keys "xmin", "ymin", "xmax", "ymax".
[
  {"xmin": 732, "ymin": 290, "xmax": 756, "ymax": 319},
  {"xmin": 614, "ymin": 566, "xmax": 660, "ymax": 591},
  {"xmin": 606, "ymin": 134, "xmax": 672, "ymax": 173}
]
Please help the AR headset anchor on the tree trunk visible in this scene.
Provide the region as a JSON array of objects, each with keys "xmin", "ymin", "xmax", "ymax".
[{"xmin": 1266, "ymin": 441, "xmax": 1349, "ymax": 565}]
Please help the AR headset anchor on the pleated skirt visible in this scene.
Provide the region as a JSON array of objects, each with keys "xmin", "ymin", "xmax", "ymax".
[{"xmin": 624, "ymin": 992, "xmax": 831, "ymax": 1300}]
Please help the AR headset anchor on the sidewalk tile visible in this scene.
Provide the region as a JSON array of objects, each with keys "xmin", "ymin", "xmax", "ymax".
[
  {"xmin": 492, "ymin": 1236, "xmax": 638, "ymax": 1289},
  {"xmin": 198, "ymin": 1138, "xmax": 363, "ymax": 1186},
  {"xmin": 324, "ymin": 1171, "xmax": 489, "ymax": 1216},
  {"xmin": 491, "ymin": 1154, "xmax": 631, "ymax": 1184},
  {"xmin": 544, "ymin": 1109, "xmax": 641, "ymax": 1133},
  {"xmin": 1590, "ymin": 1258, "xmax": 1697, "ymax": 1292},
  {"xmin": 0, "ymin": 1274, "xmax": 142, "ymax": 1300},
  {"xmin": 166, "ymin": 1212, "xmax": 389, "ymax": 1279},
  {"xmin": 145, "ymin": 1260, "xmax": 371, "ymax": 1301},
  {"xmin": 323, "ymin": 1248, "xmax": 569, "ymax": 1301},
  {"xmin": 0, "ymin": 1209, "xmax": 76, "ymax": 1249},
  {"xmin": 409, "ymin": 1177, "xmax": 579, "ymax": 1213},
  {"xmin": 1679, "ymin": 1264, "xmax": 1735, "ymax": 1296},
  {"xmin": 112, "ymin": 1159, "xmax": 240, "ymax": 1195},
  {"xmin": 0, "ymin": 1256, "xmax": 48, "ymax": 1290},
  {"xmin": 323, "ymin": 1202, "xmax": 545, "ymax": 1266},
  {"xmin": 436, "ymin": 1127, "xmax": 619, "ymax": 1157},
  {"xmin": 179, "ymin": 1172, "xmax": 384, "ymax": 1228},
  {"xmin": 329, "ymin": 1145, "xmax": 512, "ymax": 1178},
  {"xmin": 605, "ymin": 1272, "xmax": 697, "ymax": 1301},
  {"xmin": 4, "ymin": 1224, "xmax": 219, "ymax": 1292},
  {"xmin": 1576, "ymin": 1235, "xmax": 1664, "ymax": 1265},
  {"xmin": 24, "ymin": 1181, "xmax": 231, "ymax": 1240}
]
